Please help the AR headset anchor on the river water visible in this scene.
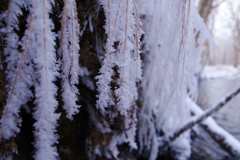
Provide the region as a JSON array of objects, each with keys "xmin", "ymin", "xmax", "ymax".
[{"xmin": 190, "ymin": 77, "xmax": 240, "ymax": 160}]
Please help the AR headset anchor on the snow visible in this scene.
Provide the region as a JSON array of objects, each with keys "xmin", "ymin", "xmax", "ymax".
[
  {"xmin": 187, "ymin": 97, "xmax": 240, "ymax": 155},
  {"xmin": 0, "ymin": 0, "xmax": 33, "ymax": 139},
  {"xmin": 137, "ymin": 1, "xmax": 208, "ymax": 159},
  {"xmin": 96, "ymin": 0, "xmax": 142, "ymax": 115},
  {"xmin": 92, "ymin": 0, "xmax": 142, "ymax": 158},
  {"xmin": 201, "ymin": 65, "xmax": 239, "ymax": 79},
  {"xmin": 0, "ymin": 0, "xmax": 220, "ymax": 159},
  {"xmin": 60, "ymin": 0, "xmax": 81, "ymax": 119},
  {"xmin": 30, "ymin": 0, "xmax": 60, "ymax": 159}
]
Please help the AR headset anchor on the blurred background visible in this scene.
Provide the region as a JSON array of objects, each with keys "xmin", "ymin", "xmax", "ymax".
[
  {"xmin": 197, "ymin": 0, "xmax": 240, "ymax": 70},
  {"xmin": 191, "ymin": 1, "xmax": 240, "ymax": 159}
]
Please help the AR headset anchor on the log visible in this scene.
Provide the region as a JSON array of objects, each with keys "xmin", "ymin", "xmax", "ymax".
[
  {"xmin": 158, "ymin": 88, "xmax": 240, "ymax": 150},
  {"xmin": 189, "ymin": 97, "xmax": 240, "ymax": 157}
]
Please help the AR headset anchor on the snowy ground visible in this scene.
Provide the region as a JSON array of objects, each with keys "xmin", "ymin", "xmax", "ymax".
[{"xmin": 200, "ymin": 65, "xmax": 240, "ymax": 79}]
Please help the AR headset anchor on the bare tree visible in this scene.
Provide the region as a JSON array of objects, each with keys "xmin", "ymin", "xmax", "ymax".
[
  {"xmin": 198, "ymin": 0, "xmax": 227, "ymax": 66},
  {"xmin": 229, "ymin": 1, "xmax": 240, "ymax": 67}
]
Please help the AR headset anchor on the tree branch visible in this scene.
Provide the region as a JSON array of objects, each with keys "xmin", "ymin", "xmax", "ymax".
[
  {"xmin": 190, "ymin": 97, "xmax": 240, "ymax": 157},
  {"xmin": 158, "ymin": 87, "xmax": 240, "ymax": 150}
]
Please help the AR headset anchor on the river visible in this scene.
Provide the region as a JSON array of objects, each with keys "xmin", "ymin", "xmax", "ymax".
[{"xmin": 190, "ymin": 77, "xmax": 240, "ymax": 160}]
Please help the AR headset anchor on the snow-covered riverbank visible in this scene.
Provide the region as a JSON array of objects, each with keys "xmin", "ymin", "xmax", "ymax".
[{"xmin": 200, "ymin": 65, "xmax": 240, "ymax": 79}]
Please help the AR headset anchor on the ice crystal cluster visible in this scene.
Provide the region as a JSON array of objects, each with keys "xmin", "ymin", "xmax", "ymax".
[{"xmin": 0, "ymin": 0, "xmax": 208, "ymax": 159}]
